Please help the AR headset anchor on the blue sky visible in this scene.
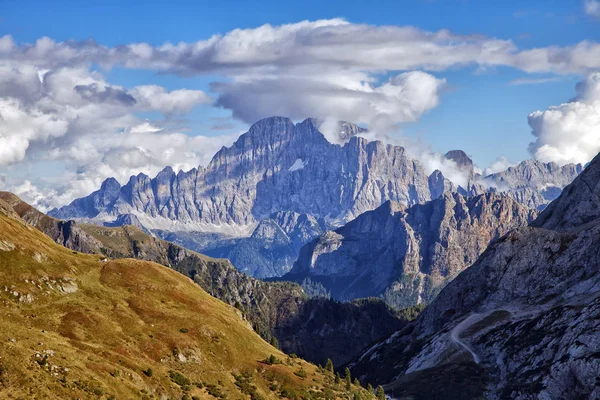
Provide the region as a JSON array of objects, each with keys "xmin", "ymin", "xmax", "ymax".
[{"xmin": 1, "ymin": 0, "xmax": 600, "ymax": 208}]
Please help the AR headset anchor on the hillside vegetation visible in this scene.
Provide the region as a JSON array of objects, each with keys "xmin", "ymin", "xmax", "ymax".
[
  {"xmin": 0, "ymin": 201, "xmax": 375, "ymax": 399},
  {"xmin": 0, "ymin": 191, "xmax": 403, "ymax": 367}
]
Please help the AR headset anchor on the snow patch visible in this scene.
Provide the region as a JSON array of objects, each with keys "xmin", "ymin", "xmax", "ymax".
[{"xmin": 288, "ymin": 159, "xmax": 307, "ymax": 172}]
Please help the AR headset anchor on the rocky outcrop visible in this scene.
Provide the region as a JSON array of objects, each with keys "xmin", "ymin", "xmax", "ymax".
[
  {"xmin": 287, "ymin": 192, "xmax": 537, "ymax": 309},
  {"xmin": 349, "ymin": 154, "xmax": 600, "ymax": 399}
]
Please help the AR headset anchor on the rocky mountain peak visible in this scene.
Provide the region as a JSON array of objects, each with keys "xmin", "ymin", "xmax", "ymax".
[
  {"xmin": 338, "ymin": 121, "xmax": 368, "ymax": 141},
  {"xmin": 444, "ymin": 149, "xmax": 474, "ymax": 170},
  {"xmin": 100, "ymin": 177, "xmax": 121, "ymax": 192}
]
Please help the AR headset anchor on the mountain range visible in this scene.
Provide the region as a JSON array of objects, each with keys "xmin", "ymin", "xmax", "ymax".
[{"xmin": 50, "ymin": 116, "xmax": 582, "ymax": 280}]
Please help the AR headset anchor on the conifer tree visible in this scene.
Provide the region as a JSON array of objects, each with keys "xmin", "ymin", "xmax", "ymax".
[
  {"xmin": 345, "ymin": 367, "xmax": 352, "ymax": 390},
  {"xmin": 325, "ymin": 358, "xmax": 334, "ymax": 373},
  {"xmin": 376, "ymin": 385, "xmax": 385, "ymax": 400}
]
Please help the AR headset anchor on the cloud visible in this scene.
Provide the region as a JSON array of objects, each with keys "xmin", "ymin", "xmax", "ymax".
[
  {"xmin": 0, "ymin": 62, "xmax": 226, "ymax": 210},
  {"xmin": 483, "ymin": 157, "xmax": 515, "ymax": 176},
  {"xmin": 3, "ymin": 20, "xmax": 600, "ymax": 76},
  {"xmin": 509, "ymin": 77, "xmax": 560, "ymax": 85},
  {"xmin": 584, "ymin": 0, "xmax": 600, "ymax": 17},
  {"xmin": 214, "ymin": 71, "xmax": 446, "ymax": 129},
  {"xmin": 528, "ymin": 73, "xmax": 600, "ymax": 165},
  {"xmin": 130, "ymin": 85, "xmax": 211, "ymax": 115}
]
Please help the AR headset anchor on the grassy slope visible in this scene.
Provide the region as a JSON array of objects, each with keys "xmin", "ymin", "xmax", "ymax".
[
  {"xmin": 0, "ymin": 192, "xmax": 403, "ymax": 368},
  {"xmin": 0, "ymin": 210, "xmax": 372, "ymax": 399}
]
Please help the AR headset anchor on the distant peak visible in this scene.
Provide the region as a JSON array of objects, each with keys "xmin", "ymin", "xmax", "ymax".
[
  {"xmin": 444, "ymin": 150, "xmax": 473, "ymax": 169},
  {"xmin": 100, "ymin": 177, "xmax": 120, "ymax": 190},
  {"xmin": 248, "ymin": 116, "xmax": 294, "ymax": 132}
]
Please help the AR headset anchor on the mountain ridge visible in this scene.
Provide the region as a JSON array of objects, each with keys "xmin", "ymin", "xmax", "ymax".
[{"xmin": 348, "ymin": 152, "xmax": 600, "ymax": 399}]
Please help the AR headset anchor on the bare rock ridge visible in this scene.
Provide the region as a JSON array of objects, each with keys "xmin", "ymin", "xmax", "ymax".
[
  {"xmin": 286, "ymin": 192, "xmax": 537, "ymax": 309},
  {"xmin": 349, "ymin": 152, "xmax": 600, "ymax": 399}
]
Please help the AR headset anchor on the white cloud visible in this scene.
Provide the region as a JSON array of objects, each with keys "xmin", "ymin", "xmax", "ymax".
[
  {"xmin": 130, "ymin": 85, "xmax": 211, "ymax": 115},
  {"xmin": 509, "ymin": 77, "xmax": 560, "ymax": 85},
  {"xmin": 3, "ymin": 20, "xmax": 600, "ymax": 75},
  {"xmin": 214, "ymin": 71, "xmax": 446, "ymax": 129},
  {"xmin": 584, "ymin": 0, "xmax": 600, "ymax": 17},
  {"xmin": 528, "ymin": 72, "xmax": 600, "ymax": 165},
  {"xmin": 0, "ymin": 62, "xmax": 226, "ymax": 209},
  {"xmin": 483, "ymin": 157, "xmax": 515, "ymax": 176}
]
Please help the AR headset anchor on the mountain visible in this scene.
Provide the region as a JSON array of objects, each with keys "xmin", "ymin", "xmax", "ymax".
[
  {"xmin": 286, "ymin": 192, "xmax": 537, "ymax": 309},
  {"xmin": 348, "ymin": 153, "xmax": 600, "ymax": 399},
  {"xmin": 0, "ymin": 191, "xmax": 403, "ymax": 367},
  {"xmin": 174, "ymin": 211, "xmax": 325, "ymax": 278},
  {"xmin": 0, "ymin": 197, "xmax": 377, "ymax": 399},
  {"xmin": 50, "ymin": 116, "xmax": 454, "ymax": 232},
  {"xmin": 484, "ymin": 159, "xmax": 583, "ymax": 210}
]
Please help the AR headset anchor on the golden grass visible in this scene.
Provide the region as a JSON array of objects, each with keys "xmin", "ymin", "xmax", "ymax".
[{"xmin": 0, "ymin": 212, "xmax": 372, "ymax": 399}]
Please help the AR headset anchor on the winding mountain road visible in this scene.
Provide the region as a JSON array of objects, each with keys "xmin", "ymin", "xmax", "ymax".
[{"xmin": 449, "ymin": 313, "xmax": 484, "ymax": 364}]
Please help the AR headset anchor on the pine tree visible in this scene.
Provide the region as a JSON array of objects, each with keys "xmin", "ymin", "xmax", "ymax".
[
  {"xmin": 335, "ymin": 372, "xmax": 341, "ymax": 384},
  {"xmin": 345, "ymin": 368, "xmax": 352, "ymax": 390},
  {"xmin": 270, "ymin": 336, "xmax": 279, "ymax": 348},
  {"xmin": 376, "ymin": 385, "xmax": 385, "ymax": 400},
  {"xmin": 325, "ymin": 358, "xmax": 334, "ymax": 373},
  {"xmin": 353, "ymin": 392, "xmax": 359, "ymax": 400},
  {"xmin": 367, "ymin": 383, "xmax": 374, "ymax": 393},
  {"xmin": 354, "ymin": 378, "xmax": 361, "ymax": 387}
]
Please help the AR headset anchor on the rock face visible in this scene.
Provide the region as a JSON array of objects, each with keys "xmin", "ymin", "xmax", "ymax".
[
  {"xmin": 287, "ymin": 192, "xmax": 537, "ymax": 309},
  {"xmin": 349, "ymin": 154, "xmax": 600, "ymax": 400},
  {"xmin": 50, "ymin": 117, "xmax": 452, "ymax": 231},
  {"xmin": 0, "ymin": 191, "xmax": 401, "ymax": 367},
  {"xmin": 484, "ymin": 159, "xmax": 583, "ymax": 210},
  {"xmin": 196, "ymin": 211, "xmax": 325, "ymax": 278}
]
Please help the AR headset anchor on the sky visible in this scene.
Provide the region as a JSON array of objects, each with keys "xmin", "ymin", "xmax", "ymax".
[{"xmin": 1, "ymin": 0, "xmax": 600, "ymax": 210}]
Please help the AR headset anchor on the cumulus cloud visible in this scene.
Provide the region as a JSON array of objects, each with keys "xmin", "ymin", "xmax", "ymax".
[
  {"xmin": 0, "ymin": 61, "xmax": 228, "ymax": 209},
  {"xmin": 528, "ymin": 72, "xmax": 600, "ymax": 165},
  {"xmin": 214, "ymin": 71, "xmax": 445, "ymax": 129},
  {"xmin": 585, "ymin": 0, "xmax": 600, "ymax": 17}
]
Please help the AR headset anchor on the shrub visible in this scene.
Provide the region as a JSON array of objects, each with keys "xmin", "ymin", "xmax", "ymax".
[
  {"xmin": 294, "ymin": 367, "xmax": 307, "ymax": 379},
  {"xmin": 180, "ymin": 328, "xmax": 189, "ymax": 333},
  {"xmin": 142, "ymin": 368, "xmax": 153, "ymax": 377},
  {"xmin": 263, "ymin": 354, "xmax": 281, "ymax": 365},
  {"xmin": 169, "ymin": 370, "xmax": 191, "ymax": 387}
]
